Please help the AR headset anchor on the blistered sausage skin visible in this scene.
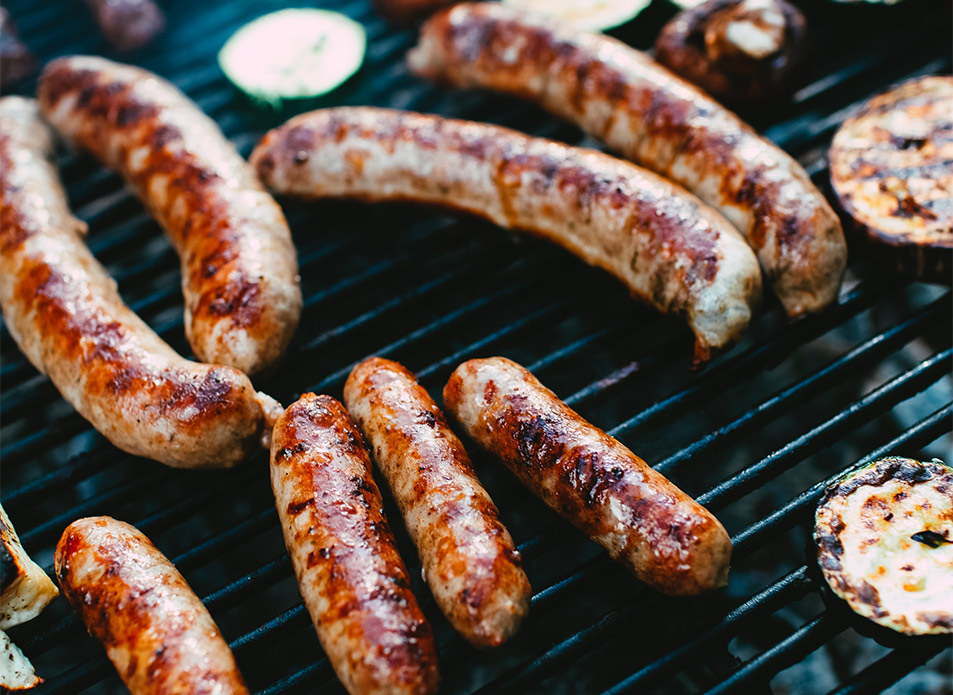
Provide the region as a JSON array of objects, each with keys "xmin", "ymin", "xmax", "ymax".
[
  {"xmin": 37, "ymin": 55, "xmax": 302, "ymax": 375},
  {"xmin": 251, "ymin": 107, "xmax": 761, "ymax": 363},
  {"xmin": 444, "ymin": 357, "xmax": 731, "ymax": 597},
  {"xmin": 0, "ymin": 97, "xmax": 266, "ymax": 468},
  {"xmin": 344, "ymin": 357, "xmax": 531, "ymax": 648},
  {"xmin": 270, "ymin": 394, "xmax": 439, "ymax": 695},
  {"xmin": 55, "ymin": 517, "xmax": 248, "ymax": 695},
  {"xmin": 409, "ymin": 3, "xmax": 847, "ymax": 317}
]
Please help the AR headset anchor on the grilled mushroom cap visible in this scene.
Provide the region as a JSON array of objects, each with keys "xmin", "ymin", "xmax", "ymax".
[
  {"xmin": 654, "ymin": 0, "xmax": 808, "ymax": 104},
  {"xmin": 814, "ymin": 457, "xmax": 953, "ymax": 637},
  {"xmin": 829, "ymin": 76, "xmax": 953, "ymax": 283}
]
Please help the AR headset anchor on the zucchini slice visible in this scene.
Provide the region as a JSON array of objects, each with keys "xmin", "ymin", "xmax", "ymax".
[
  {"xmin": 501, "ymin": 0, "xmax": 652, "ymax": 31},
  {"xmin": 814, "ymin": 457, "xmax": 952, "ymax": 637},
  {"xmin": 0, "ymin": 504, "xmax": 58, "ymax": 631},
  {"xmin": 218, "ymin": 9, "xmax": 366, "ymax": 105}
]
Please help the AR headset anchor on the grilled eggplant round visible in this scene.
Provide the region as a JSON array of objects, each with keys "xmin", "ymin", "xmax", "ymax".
[
  {"xmin": 814, "ymin": 457, "xmax": 952, "ymax": 639},
  {"xmin": 829, "ymin": 76, "xmax": 953, "ymax": 282}
]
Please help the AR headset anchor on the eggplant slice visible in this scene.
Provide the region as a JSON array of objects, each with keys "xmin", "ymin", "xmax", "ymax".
[
  {"xmin": 829, "ymin": 76, "xmax": 952, "ymax": 282},
  {"xmin": 814, "ymin": 457, "xmax": 952, "ymax": 637}
]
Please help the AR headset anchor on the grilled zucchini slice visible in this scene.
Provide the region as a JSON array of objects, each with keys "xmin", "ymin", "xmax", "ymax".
[
  {"xmin": 0, "ymin": 504, "xmax": 58, "ymax": 630},
  {"xmin": 814, "ymin": 457, "xmax": 952, "ymax": 638},
  {"xmin": 0, "ymin": 629, "xmax": 41, "ymax": 690},
  {"xmin": 829, "ymin": 76, "xmax": 952, "ymax": 282}
]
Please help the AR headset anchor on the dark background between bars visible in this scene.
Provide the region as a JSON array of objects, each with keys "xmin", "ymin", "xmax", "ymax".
[{"xmin": 1, "ymin": 0, "xmax": 951, "ymax": 693}]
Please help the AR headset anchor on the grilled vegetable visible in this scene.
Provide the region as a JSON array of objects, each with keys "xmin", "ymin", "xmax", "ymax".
[
  {"xmin": 219, "ymin": 9, "xmax": 366, "ymax": 105},
  {"xmin": 829, "ymin": 76, "xmax": 953, "ymax": 282},
  {"xmin": 0, "ymin": 630, "xmax": 41, "ymax": 691},
  {"xmin": 814, "ymin": 457, "xmax": 953, "ymax": 638},
  {"xmin": 655, "ymin": 0, "xmax": 808, "ymax": 104},
  {"xmin": 0, "ymin": 504, "xmax": 58, "ymax": 631},
  {"xmin": 500, "ymin": 0, "xmax": 651, "ymax": 31}
]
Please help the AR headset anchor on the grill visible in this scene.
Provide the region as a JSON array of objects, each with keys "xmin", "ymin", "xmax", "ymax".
[{"xmin": 2, "ymin": 0, "xmax": 951, "ymax": 693}]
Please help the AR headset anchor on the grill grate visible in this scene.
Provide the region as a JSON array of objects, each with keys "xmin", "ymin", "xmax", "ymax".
[{"xmin": 1, "ymin": 1, "xmax": 951, "ymax": 694}]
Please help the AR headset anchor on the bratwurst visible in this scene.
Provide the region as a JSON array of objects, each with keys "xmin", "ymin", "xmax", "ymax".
[
  {"xmin": 271, "ymin": 394, "xmax": 440, "ymax": 695},
  {"xmin": 55, "ymin": 517, "xmax": 248, "ymax": 695},
  {"xmin": 444, "ymin": 357, "xmax": 731, "ymax": 596},
  {"xmin": 409, "ymin": 2, "xmax": 847, "ymax": 317},
  {"xmin": 251, "ymin": 107, "xmax": 761, "ymax": 363},
  {"xmin": 0, "ymin": 96, "xmax": 268, "ymax": 468},
  {"xmin": 344, "ymin": 357, "xmax": 531, "ymax": 648},
  {"xmin": 37, "ymin": 55, "xmax": 301, "ymax": 375}
]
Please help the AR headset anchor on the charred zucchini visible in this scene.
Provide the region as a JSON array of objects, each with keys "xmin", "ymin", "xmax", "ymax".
[{"xmin": 814, "ymin": 457, "xmax": 952, "ymax": 640}]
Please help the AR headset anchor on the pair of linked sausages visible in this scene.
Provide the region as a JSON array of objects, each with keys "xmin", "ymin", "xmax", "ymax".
[{"xmin": 56, "ymin": 356, "xmax": 730, "ymax": 695}]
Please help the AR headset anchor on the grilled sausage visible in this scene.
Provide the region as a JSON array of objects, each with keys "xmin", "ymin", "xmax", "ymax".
[
  {"xmin": 83, "ymin": 0, "xmax": 165, "ymax": 52},
  {"xmin": 0, "ymin": 96, "xmax": 268, "ymax": 468},
  {"xmin": 55, "ymin": 517, "xmax": 248, "ymax": 695},
  {"xmin": 409, "ymin": 2, "xmax": 847, "ymax": 317},
  {"xmin": 443, "ymin": 357, "xmax": 731, "ymax": 596},
  {"xmin": 251, "ymin": 107, "xmax": 761, "ymax": 363},
  {"xmin": 37, "ymin": 55, "xmax": 302, "ymax": 375},
  {"xmin": 344, "ymin": 357, "xmax": 531, "ymax": 648},
  {"xmin": 270, "ymin": 394, "xmax": 440, "ymax": 695}
]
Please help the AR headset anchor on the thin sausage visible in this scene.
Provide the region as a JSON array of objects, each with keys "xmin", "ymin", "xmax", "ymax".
[
  {"xmin": 270, "ymin": 394, "xmax": 440, "ymax": 695},
  {"xmin": 251, "ymin": 106, "xmax": 761, "ymax": 363},
  {"xmin": 55, "ymin": 516, "xmax": 248, "ymax": 695},
  {"xmin": 0, "ymin": 96, "xmax": 267, "ymax": 468},
  {"xmin": 38, "ymin": 55, "xmax": 302, "ymax": 375},
  {"xmin": 344, "ymin": 357, "xmax": 531, "ymax": 648},
  {"xmin": 409, "ymin": 2, "xmax": 847, "ymax": 317},
  {"xmin": 443, "ymin": 357, "xmax": 731, "ymax": 596}
]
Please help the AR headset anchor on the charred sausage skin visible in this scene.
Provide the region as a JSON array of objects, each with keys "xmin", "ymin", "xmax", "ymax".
[
  {"xmin": 54, "ymin": 517, "xmax": 248, "ymax": 695},
  {"xmin": 409, "ymin": 2, "xmax": 846, "ymax": 317},
  {"xmin": 0, "ymin": 96, "xmax": 264, "ymax": 468},
  {"xmin": 251, "ymin": 107, "xmax": 761, "ymax": 363},
  {"xmin": 443, "ymin": 357, "xmax": 732, "ymax": 597},
  {"xmin": 37, "ymin": 55, "xmax": 302, "ymax": 375},
  {"xmin": 344, "ymin": 357, "xmax": 531, "ymax": 648},
  {"xmin": 270, "ymin": 394, "xmax": 440, "ymax": 695}
]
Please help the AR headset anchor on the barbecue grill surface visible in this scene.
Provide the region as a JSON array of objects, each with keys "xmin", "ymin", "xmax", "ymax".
[{"xmin": 1, "ymin": 1, "xmax": 951, "ymax": 694}]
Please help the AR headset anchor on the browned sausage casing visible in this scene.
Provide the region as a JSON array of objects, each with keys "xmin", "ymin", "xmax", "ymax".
[
  {"xmin": 409, "ymin": 2, "xmax": 847, "ymax": 317},
  {"xmin": 344, "ymin": 357, "xmax": 531, "ymax": 648},
  {"xmin": 373, "ymin": 0, "xmax": 457, "ymax": 24},
  {"xmin": 443, "ymin": 357, "xmax": 731, "ymax": 596},
  {"xmin": 270, "ymin": 394, "xmax": 440, "ymax": 695},
  {"xmin": 37, "ymin": 55, "xmax": 302, "ymax": 375},
  {"xmin": 0, "ymin": 96, "xmax": 266, "ymax": 468},
  {"xmin": 251, "ymin": 107, "xmax": 761, "ymax": 363},
  {"xmin": 55, "ymin": 516, "xmax": 248, "ymax": 695}
]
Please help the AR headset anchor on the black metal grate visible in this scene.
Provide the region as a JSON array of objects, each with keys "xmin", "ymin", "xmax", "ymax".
[{"xmin": 1, "ymin": 1, "xmax": 951, "ymax": 694}]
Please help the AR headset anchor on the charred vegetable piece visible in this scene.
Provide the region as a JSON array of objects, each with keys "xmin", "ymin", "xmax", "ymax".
[
  {"xmin": 0, "ymin": 8, "xmax": 35, "ymax": 88},
  {"xmin": 501, "ymin": 0, "xmax": 651, "ymax": 31},
  {"xmin": 829, "ymin": 76, "xmax": 953, "ymax": 283},
  {"xmin": 814, "ymin": 457, "xmax": 953, "ymax": 638},
  {"xmin": 0, "ymin": 505, "xmax": 58, "ymax": 630},
  {"xmin": 654, "ymin": 0, "xmax": 808, "ymax": 104},
  {"xmin": 0, "ymin": 630, "xmax": 41, "ymax": 691}
]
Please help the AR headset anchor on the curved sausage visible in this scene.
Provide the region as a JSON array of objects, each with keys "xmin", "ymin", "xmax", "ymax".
[
  {"xmin": 270, "ymin": 394, "xmax": 440, "ymax": 695},
  {"xmin": 55, "ymin": 516, "xmax": 248, "ymax": 695},
  {"xmin": 37, "ymin": 55, "xmax": 302, "ymax": 375},
  {"xmin": 251, "ymin": 107, "xmax": 761, "ymax": 363},
  {"xmin": 443, "ymin": 357, "xmax": 731, "ymax": 596},
  {"xmin": 0, "ymin": 96, "xmax": 266, "ymax": 468},
  {"xmin": 343, "ymin": 357, "xmax": 531, "ymax": 648},
  {"xmin": 409, "ymin": 2, "xmax": 847, "ymax": 317}
]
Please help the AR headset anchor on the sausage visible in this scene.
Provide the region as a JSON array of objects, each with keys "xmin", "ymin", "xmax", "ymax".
[
  {"xmin": 270, "ymin": 394, "xmax": 440, "ymax": 695},
  {"xmin": 83, "ymin": 0, "xmax": 165, "ymax": 52},
  {"xmin": 251, "ymin": 107, "xmax": 761, "ymax": 363},
  {"xmin": 37, "ymin": 55, "xmax": 302, "ymax": 375},
  {"xmin": 0, "ymin": 96, "xmax": 267, "ymax": 468},
  {"xmin": 443, "ymin": 357, "xmax": 732, "ymax": 596},
  {"xmin": 343, "ymin": 357, "xmax": 531, "ymax": 648},
  {"xmin": 55, "ymin": 517, "xmax": 248, "ymax": 695},
  {"xmin": 373, "ymin": 0, "xmax": 457, "ymax": 24},
  {"xmin": 408, "ymin": 2, "xmax": 847, "ymax": 317}
]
